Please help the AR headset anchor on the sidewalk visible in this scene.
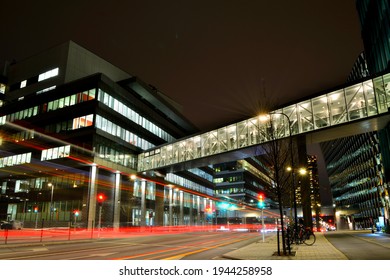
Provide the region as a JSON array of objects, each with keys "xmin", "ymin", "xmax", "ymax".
[{"xmin": 223, "ymin": 231, "xmax": 348, "ymax": 260}]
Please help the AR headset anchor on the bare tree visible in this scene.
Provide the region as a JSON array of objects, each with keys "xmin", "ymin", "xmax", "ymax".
[
  {"xmin": 252, "ymin": 87, "xmax": 296, "ymax": 255},
  {"xmin": 256, "ymin": 118, "xmax": 294, "ymax": 255}
]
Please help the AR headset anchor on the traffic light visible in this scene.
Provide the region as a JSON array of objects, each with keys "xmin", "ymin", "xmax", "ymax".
[
  {"xmin": 33, "ymin": 206, "xmax": 39, "ymax": 213},
  {"xmin": 73, "ymin": 210, "xmax": 80, "ymax": 217},
  {"xmin": 258, "ymin": 194, "xmax": 265, "ymax": 209},
  {"xmin": 97, "ymin": 193, "xmax": 106, "ymax": 206}
]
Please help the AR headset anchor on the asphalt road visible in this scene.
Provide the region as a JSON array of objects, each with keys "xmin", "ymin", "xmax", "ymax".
[
  {"xmin": 0, "ymin": 231, "xmax": 261, "ymax": 260},
  {"xmin": 324, "ymin": 230, "xmax": 390, "ymax": 260}
]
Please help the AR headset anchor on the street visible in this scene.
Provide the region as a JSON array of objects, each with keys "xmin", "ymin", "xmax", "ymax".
[
  {"xmin": 324, "ymin": 230, "xmax": 390, "ymax": 260},
  {"xmin": 0, "ymin": 230, "xmax": 261, "ymax": 260},
  {"xmin": 1, "ymin": 228, "xmax": 390, "ymax": 260}
]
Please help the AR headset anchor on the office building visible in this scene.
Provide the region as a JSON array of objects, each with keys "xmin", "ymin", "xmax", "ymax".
[
  {"xmin": 347, "ymin": 52, "xmax": 370, "ymax": 82},
  {"xmin": 317, "ymin": 1, "xmax": 390, "ymax": 230},
  {"xmin": 0, "ymin": 41, "xmax": 219, "ymax": 229},
  {"xmin": 320, "ymin": 132, "xmax": 386, "ymax": 229},
  {"xmin": 356, "ymin": 0, "xmax": 390, "ymax": 75},
  {"xmin": 212, "ymin": 158, "xmax": 275, "ymax": 223}
]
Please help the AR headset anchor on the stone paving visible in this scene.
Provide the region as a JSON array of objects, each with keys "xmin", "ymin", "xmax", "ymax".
[{"xmin": 223, "ymin": 231, "xmax": 348, "ymax": 260}]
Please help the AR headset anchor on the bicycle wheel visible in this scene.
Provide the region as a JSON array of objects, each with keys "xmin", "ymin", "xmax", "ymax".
[{"xmin": 303, "ymin": 232, "xmax": 316, "ymax": 246}]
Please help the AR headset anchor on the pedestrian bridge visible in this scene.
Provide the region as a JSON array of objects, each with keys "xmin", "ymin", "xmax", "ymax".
[{"xmin": 138, "ymin": 72, "xmax": 390, "ymax": 172}]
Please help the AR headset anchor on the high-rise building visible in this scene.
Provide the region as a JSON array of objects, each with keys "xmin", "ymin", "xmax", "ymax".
[
  {"xmin": 347, "ymin": 52, "xmax": 370, "ymax": 82},
  {"xmin": 356, "ymin": 0, "xmax": 390, "ymax": 75},
  {"xmin": 212, "ymin": 158, "xmax": 275, "ymax": 223},
  {"xmin": 320, "ymin": 132, "xmax": 386, "ymax": 229},
  {"xmin": 318, "ymin": 1, "xmax": 390, "ymax": 230},
  {"xmin": 307, "ymin": 155, "xmax": 321, "ymax": 228}
]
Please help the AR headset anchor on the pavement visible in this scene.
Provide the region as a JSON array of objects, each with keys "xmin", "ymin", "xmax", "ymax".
[
  {"xmin": 223, "ymin": 229, "xmax": 390, "ymax": 260},
  {"xmin": 223, "ymin": 231, "xmax": 348, "ymax": 260}
]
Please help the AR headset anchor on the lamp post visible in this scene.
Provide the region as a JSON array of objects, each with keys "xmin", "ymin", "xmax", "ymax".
[
  {"xmin": 262, "ymin": 112, "xmax": 298, "ymax": 231},
  {"xmin": 48, "ymin": 183, "xmax": 54, "ymax": 221},
  {"xmin": 97, "ymin": 193, "xmax": 105, "ymax": 236}
]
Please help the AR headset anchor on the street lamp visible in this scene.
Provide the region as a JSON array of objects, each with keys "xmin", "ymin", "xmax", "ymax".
[
  {"xmin": 48, "ymin": 183, "xmax": 54, "ymax": 221},
  {"xmin": 261, "ymin": 112, "xmax": 298, "ymax": 230}
]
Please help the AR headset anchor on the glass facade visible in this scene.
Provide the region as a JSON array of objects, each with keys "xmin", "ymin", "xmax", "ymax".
[
  {"xmin": 138, "ymin": 72, "xmax": 390, "ymax": 171},
  {"xmin": 321, "ymin": 132, "xmax": 385, "ymax": 229},
  {"xmin": 97, "ymin": 89, "xmax": 175, "ymax": 143},
  {"xmin": 356, "ymin": 0, "xmax": 390, "ymax": 75}
]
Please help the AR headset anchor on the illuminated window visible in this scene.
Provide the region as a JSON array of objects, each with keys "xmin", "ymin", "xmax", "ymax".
[
  {"xmin": 0, "ymin": 152, "xmax": 32, "ymax": 167},
  {"xmin": 72, "ymin": 114, "xmax": 93, "ymax": 129},
  {"xmin": 37, "ymin": 86, "xmax": 56, "ymax": 94},
  {"xmin": 0, "ymin": 83, "xmax": 5, "ymax": 94},
  {"xmin": 20, "ymin": 80, "xmax": 27, "ymax": 88},
  {"xmin": 38, "ymin": 67, "xmax": 59, "ymax": 82},
  {"xmin": 41, "ymin": 145, "xmax": 71, "ymax": 161},
  {"xmin": 97, "ymin": 89, "xmax": 175, "ymax": 142}
]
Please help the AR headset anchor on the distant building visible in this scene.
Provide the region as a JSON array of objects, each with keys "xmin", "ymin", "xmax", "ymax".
[
  {"xmin": 307, "ymin": 155, "xmax": 321, "ymax": 228},
  {"xmin": 212, "ymin": 158, "xmax": 275, "ymax": 223}
]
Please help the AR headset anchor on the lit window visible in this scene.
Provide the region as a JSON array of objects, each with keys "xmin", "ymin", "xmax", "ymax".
[
  {"xmin": 20, "ymin": 80, "xmax": 27, "ymax": 88},
  {"xmin": 0, "ymin": 152, "xmax": 32, "ymax": 167},
  {"xmin": 37, "ymin": 86, "xmax": 56, "ymax": 94},
  {"xmin": 0, "ymin": 83, "xmax": 5, "ymax": 94},
  {"xmin": 38, "ymin": 67, "xmax": 59, "ymax": 82},
  {"xmin": 41, "ymin": 145, "xmax": 71, "ymax": 160}
]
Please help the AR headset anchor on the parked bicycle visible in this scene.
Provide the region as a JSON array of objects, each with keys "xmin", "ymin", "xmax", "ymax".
[{"xmin": 286, "ymin": 224, "xmax": 316, "ymax": 246}]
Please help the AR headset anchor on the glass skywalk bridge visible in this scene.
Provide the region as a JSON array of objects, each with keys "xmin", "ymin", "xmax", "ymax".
[{"xmin": 138, "ymin": 72, "xmax": 390, "ymax": 172}]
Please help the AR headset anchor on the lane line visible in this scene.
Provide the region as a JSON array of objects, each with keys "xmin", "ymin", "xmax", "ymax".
[{"xmin": 162, "ymin": 236, "xmax": 254, "ymax": 260}]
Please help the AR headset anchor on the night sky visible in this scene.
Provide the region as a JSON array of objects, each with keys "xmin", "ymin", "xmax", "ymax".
[
  {"xmin": 1, "ymin": 0, "xmax": 363, "ymax": 132},
  {"xmin": 1, "ymin": 1, "xmax": 363, "ymax": 206}
]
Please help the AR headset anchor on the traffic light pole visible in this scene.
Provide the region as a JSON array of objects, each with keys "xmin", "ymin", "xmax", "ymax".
[
  {"xmin": 98, "ymin": 205, "xmax": 102, "ymax": 238},
  {"xmin": 258, "ymin": 194, "xmax": 265, "ymax": 242},
  {"xmin": 35, "ymin": 212, "xmax": 38, "ymax": 229},
  {"xmin": 73, "ymin": 212, "xmax": 77, "ymax": 231},
  {"xmin": 261, "ymin": 208, "xmax": 265, "ymax": 242},
  {"xmin": 96, "ymin": 193, "xmax": 105, "ymax": 237}
]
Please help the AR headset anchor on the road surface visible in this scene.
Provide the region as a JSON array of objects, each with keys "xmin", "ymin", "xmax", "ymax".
[
  {"xmin": 324, "ymin": 230, "xmax": 390, "ymax": 260},
  {"xmin": 0, "ymin": 230, "xmax": 261, "ymax": 260}
]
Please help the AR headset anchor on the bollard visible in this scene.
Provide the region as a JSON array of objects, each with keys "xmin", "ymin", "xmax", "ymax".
[
  {"xmin": 68, "ymin": 221, "xmax": 71, "ymax": 241},
  {"xmin": 40, "ymin": 219, "xmax": 44, "ymax": 242},
  {"xmin": 91, "ymin": 220, "xmax": 94, "ymax": 239},
  {"xmin": 4, "ymin": 228, "xmax": 9, "ymax": 244},
  {"xmin": 277, "ymin": 229, "xmax": 280, "ymax": 255}
]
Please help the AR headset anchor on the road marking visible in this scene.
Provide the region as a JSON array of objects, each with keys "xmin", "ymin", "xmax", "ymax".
[
  {"xmin": 31, "ymin": 248, "xmax": 49, "ymax": 252},
  {"xmin": 162, "ymin": 237, "xmax": 253, "ymax": 260},
  {"xmin": 67, "ymin": 252, "xmax": 119, "ymax": 259},
  {"xmin": 1, "ymin": 243, "xmax": 141, "ymax": 260},
  {"xmin": 112, "ymin": 246, "xmax": 186, "ymax": 260},
  {"xmin": 89, "ymin": 253, "xmax": 117, "ymax": 257}
]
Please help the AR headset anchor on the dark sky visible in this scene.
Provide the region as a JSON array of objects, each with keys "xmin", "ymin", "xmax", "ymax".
[
  {"xmin": 0, "ymin": 1, "xmax": 364, "ymax": 206},
  {"xmin": 1, "ymin": 0, "xmax": 363, "ymax": 132}
]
